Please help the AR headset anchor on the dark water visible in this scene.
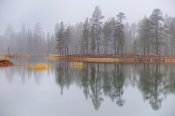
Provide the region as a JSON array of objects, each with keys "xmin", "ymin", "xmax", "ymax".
[{"xmin": 0, "ymin": 62, "xmax": 175, "ymax": 116}]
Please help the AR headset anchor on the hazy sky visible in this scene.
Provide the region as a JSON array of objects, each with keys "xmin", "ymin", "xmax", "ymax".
[{"xmin": 0, "ymin": 0, "xmax": 175, "ymax": 33}]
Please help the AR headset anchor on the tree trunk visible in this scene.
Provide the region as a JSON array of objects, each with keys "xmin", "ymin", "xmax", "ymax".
[
  {"xmin": 97, "ymin": 38, "xmax": 100, "ymax": 54},
  {"xmin": 156, "ymin": 20, "xmax": 159, "ymax": 55}
]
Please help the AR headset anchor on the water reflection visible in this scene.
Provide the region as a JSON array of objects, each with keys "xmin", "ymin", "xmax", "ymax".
[
  {"xmin": 54, "ymin": 63, "xmax": 175, "ymax": 111},
  {"xmin": 0, "ymin": 66, "xmax": 47, "ymax": 85},
  {"xmin": 55, "ymin": 62, "xmax": 71, "ymax": 95},
  {"xmin": 1, "ymin": 63, "xmax": 175, "ymax": 111},
  {"xmin": 138, "ymin": 64, "xmax": 175, "ymax": 110}
]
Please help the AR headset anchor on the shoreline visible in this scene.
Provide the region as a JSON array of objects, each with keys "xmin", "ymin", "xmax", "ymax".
[
  {"xmin": 2, "ymin": 54, "xmax": 175, "ymax": 64},
  {"xmin": 50, "ymin": 54, "xmax": 175, "ymax": 64}
]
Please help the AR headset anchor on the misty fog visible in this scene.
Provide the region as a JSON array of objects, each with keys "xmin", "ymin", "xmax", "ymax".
[
  {"xmin": 0, "ymin": 0, "xmax": 175, "ymax": 55},
  {"xmin": 1, "ymin": 1, "xmax": 175, "ymax": 116},
  {"xmin": 0, "ymin": 0, "xmax": 174, "ymax": 33}
]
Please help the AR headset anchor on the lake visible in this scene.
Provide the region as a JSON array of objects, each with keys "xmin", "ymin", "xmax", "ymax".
[{"xmin": 0, "ymin": 62, "xmax": 175, "ymax": 116}]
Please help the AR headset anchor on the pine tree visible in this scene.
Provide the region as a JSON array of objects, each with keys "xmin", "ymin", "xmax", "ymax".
[
  {"xmin": 114, "ymin": 12, "xmax": 126, "ymax": 55},
  {"xmin": 150, "ymin": 9, "xmax": 164, "ymax": 55},
  {"xmin": 138, "ymin": 17, "xmax": 152, "ymax": 55},
  {"xmin": 56, "ymin": 22, "xmax": 65, "ymax": 55},
  {"xmin": 103, "ymin": 18, "xmax": 114, "ymax": 54},
  {"xmin": 82, "ymin": 18, "xmax": 90, "ymax": 54},
  {"xmin": 64, "ymin": 27, "xmax": 71, "ymax": 55},
  {"xmin": 90, "ymin": 6, "xmax": 104, "ymax": 54}
]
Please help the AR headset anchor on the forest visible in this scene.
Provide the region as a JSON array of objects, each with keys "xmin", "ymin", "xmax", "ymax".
[{"xmin": 0, "ymin": 6, "xmax": 175, "ymax": 56}]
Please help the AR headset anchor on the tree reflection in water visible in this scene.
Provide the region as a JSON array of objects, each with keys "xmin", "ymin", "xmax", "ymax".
[
  {"xmin": 4, "ymin": 62, "xmax": 174, "ymax": 111},
  {"xmin": 138, "ymin": 64, "xmax": 175, "ymax": 110},
  {"xmin": 112, "ymin": 64, "xmax": 125, "ymax": 106},
  {"xmin": 55, "ymin": 61, "xmax": 71, "ymax": 95},
  {"xmin": 54, "ymin": 63, "xmax": 175, "ymax": 110},
  {"xmin": 89, "ymin": 64, "xmax": 103, "ymax": 110},
  {"xmin": 55, "ymin": 63, "xmax": 126, "ymax": 110},
  {"xmin": 103, "ymin": 64, "xmax": 125, "ymax": 107}
]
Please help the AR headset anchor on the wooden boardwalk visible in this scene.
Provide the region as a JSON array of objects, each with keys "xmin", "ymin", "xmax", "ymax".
[{"xmin": 51, "ymin": 54, "xmax": 175, "ymax": 64}]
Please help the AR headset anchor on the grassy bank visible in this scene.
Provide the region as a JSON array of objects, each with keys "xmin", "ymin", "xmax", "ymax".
[
  {"xmin": 2, "ymin": 54, "xmax": 175, "ymax": 65},
  {"xmin": 49, "ymin": 54, "xmax": 175, "ymax": 64}
]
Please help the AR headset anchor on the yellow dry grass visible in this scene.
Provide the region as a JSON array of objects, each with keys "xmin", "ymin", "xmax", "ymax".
[
  {"xmin": 70, "ymin": 62, "xmax": 84, "ymax": 70},
  {"xmin": 0, "ymin": 56, "xmax": 10, "ymax": 60},
  {"xmin": 27, "ymin": 63, "xmax": 51, "ymax": 71}
]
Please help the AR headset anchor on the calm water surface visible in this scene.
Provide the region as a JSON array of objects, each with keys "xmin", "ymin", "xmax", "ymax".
[{"xmin": 0, "ymin": 62, "xmax": 175, "ymax": 116}]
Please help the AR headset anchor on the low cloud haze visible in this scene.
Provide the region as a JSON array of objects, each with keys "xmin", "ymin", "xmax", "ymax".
[{"xmin": 0, "ymin": 0, "xmax": 174, "ymax": 33}]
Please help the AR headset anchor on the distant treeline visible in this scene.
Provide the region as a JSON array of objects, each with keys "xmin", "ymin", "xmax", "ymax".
[
  {"xmin": 0, "ymin": 6, "xmax": 175, "ymax": 56},
  {"xmin": 0, "ymin": 23, "xmax": 48, "ymax": 54}
]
